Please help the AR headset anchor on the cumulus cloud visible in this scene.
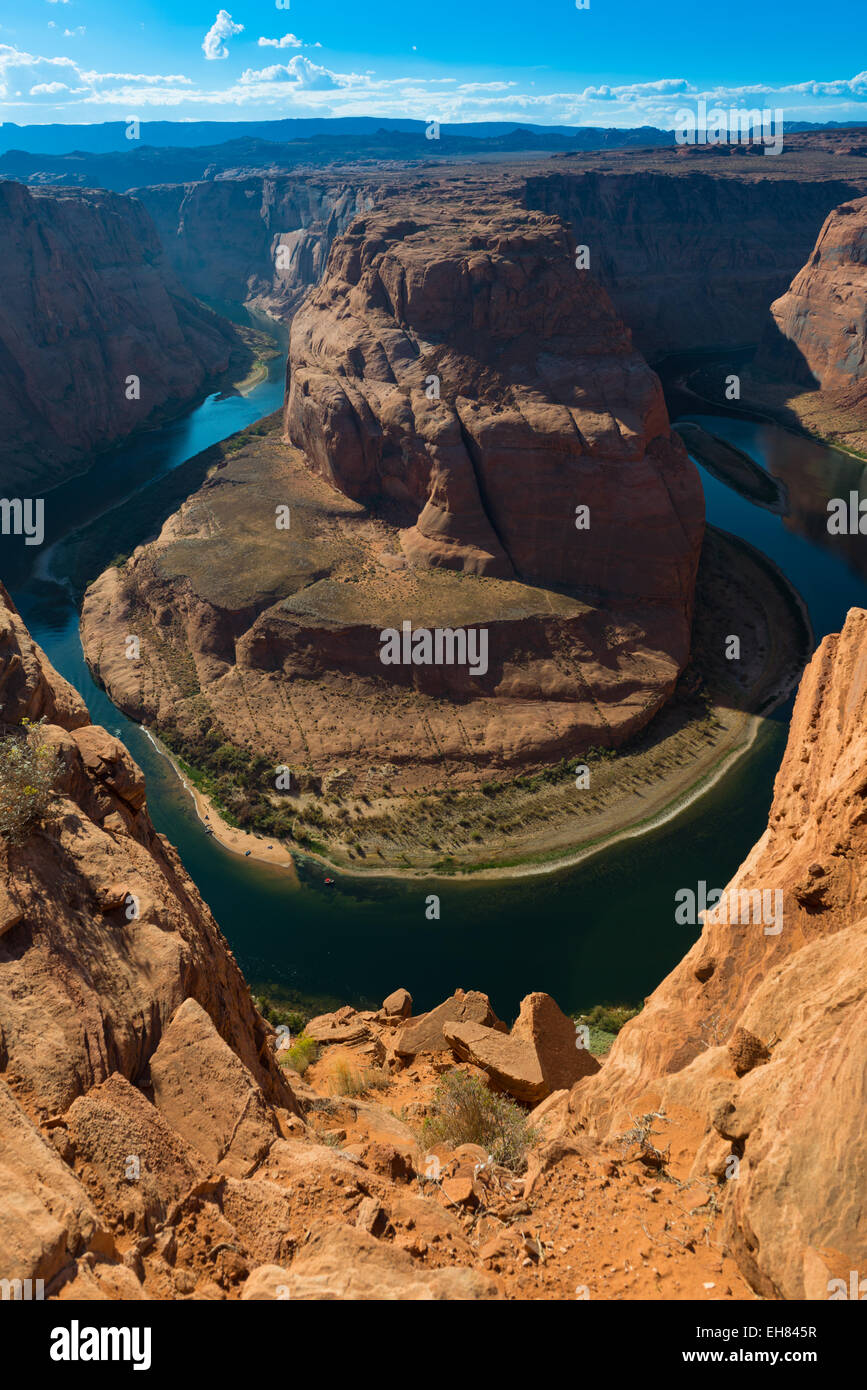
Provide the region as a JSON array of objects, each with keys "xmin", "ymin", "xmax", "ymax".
[
  {"xmin": 257, "ymin": 34, "xmax": 303, "ymax": 50},
  {"xmin": 0, "ymin": 45, "xmax": 193, "ymax": 107},
  {"xmin": 240, "ymin": 55, "xmax": 343, "ymax": 91},
  {"xmin": 202, "ymin": 10, "xmax": 243, "ymax": 61},
  {"xmin": 2, "ymin": 41, "xmax": 867, "ymax": 129}
]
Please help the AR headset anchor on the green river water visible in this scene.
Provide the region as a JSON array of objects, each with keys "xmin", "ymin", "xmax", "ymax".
[{"xmin": 3, "ymin": 343, "xmax": 866, "ymax": 1020}]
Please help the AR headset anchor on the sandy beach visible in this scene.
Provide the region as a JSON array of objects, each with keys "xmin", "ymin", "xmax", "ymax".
[{"xmin": 143, "ymin": 730, "xmax": 299, "ymax": 881}]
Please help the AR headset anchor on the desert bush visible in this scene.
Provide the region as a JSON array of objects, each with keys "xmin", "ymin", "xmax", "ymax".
[
  {"xmin": 574, "ymin": 1003, "xmax": 641, "ymax": 1056},
  {"xmin": 329, "ymin": 1059, "xmax": 389, "ymax": 1097},
  {"xmin": 256, "ymin": 998, "xmax": 307, "ymax": 1033},
  {"xmin": 578, "ymin": 1003, "xmax": 641, "ymax": 1035},
  {"xmin": 279, "ymin": 1033, "xmax": 319, "ymax": 1076},
  {"xmin": 0, "ymin": 720, "xmax": 60, "ymax": 843},
  {"xmin": 421, "ymin": 1069, "xmax": 536, "ymax": 1172}
]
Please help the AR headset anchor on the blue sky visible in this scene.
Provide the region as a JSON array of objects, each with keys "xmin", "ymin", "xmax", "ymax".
[{"xmin": 1, "ymin": 0, "xmax": 866, "ymax": 128}]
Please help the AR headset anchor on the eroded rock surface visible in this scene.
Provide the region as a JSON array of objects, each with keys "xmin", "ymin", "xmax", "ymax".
[
  {"xmin": 755, "ymin": 193, "xmax": 867, "ymax": 425},
  {"xmin": 285, "ymin": 193, "xmax": 703, "ymax": 607},
  {"xmin": 570, "ymin": 607, "xmax": 867, "ymax": 1299},
  {"xmin": 0, "ymin": 182, "xmax": 249, "ymax": 493},
  {"xmin": 138, "ymin": 176, "xmax": 379, "ymax": 319}
]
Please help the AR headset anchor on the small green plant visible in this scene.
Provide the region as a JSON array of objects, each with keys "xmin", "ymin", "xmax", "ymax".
[
  {"xmin": 0, "ymin": 720, "xmax": 60, "ymax": 843},
  {"xmin": 279, "ymin": 1033, "xmax": 319, "ymax": 1076},
  {"xmin": 421, "ymin": 1070, "xmax": 536, "ymax": 1172}
]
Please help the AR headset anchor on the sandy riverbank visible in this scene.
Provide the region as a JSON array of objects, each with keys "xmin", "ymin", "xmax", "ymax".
[{"xmin": 143, "ymin": 730, "xmax": 299, "ymax": 881}]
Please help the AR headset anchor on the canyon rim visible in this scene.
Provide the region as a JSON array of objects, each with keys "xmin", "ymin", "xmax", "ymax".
[{"xmin": 0, "ymin": 0, "xmax": 865, "ymax": 1346}]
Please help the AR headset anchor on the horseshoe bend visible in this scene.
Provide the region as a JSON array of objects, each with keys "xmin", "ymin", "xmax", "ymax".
[
  {"xmin": 79, "ymin": 191, "xmax": 808, "ymax": 874},
  {"xmin": 1, "ymin": 46, "xmax": 867, "ymax": 1322}
]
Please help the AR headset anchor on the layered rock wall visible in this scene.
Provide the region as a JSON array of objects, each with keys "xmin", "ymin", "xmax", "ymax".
[
  {"xmin": 137, "ymin": 176, "xmax": 379, "ymax": 319},
  {"xmin": 523, "ymin": 170, "xmax": 863, "ymax": 357},
  {"xmin": 0, "ymin": 181, "xmax": 246, "ymax": 493}
]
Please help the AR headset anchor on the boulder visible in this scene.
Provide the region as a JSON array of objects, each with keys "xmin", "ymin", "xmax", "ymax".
[
  {"xmin": 511, "ymin": 992, "xmax": 601, "ymax": 1091},
  {"xmin": 279, "ymin": 1221, "xmax": 502, "ymax": 1300},
  {"xmin": 442, "ymin": 992, "xmax": 600, "ymax": 1101},
  {"xmin": 0, "ymin": 1080, "xmax": 109, "ymax": 1289},
  {"xmin": 443, "ymin": 1021, "xmax": 547, "ymax": 1103},
  {"xmin": 393, "ymin": 989, "xmax": 505, "ymax": 1060},
  {"xmin": 65, "ymin": 1073, "xmax": 205, "ymax": 1233},
  {"xmin": 240, "ymin": 1264, "xmax": 292, "ymax": 1301},
  {"xmin": 382, "ymin": 988, "xmax": 412, "ymax": 1019},
  {"xmin": 305, "ymin": 1008, "xmax": 369, "ymax": 1045},
  {"xmin": 149, "ymin": 998, "xmax": 279, "ymax": 1178}
]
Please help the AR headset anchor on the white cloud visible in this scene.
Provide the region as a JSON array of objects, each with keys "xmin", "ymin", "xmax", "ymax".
[
  {"xmin": 63, "ymin": 27, "xmax": 85, "ymax": 37},
  {"xmin": 80, "ymin": 70, "xmax": 193, "ymax": 85},
  {"xmin": 257, "ymin": 34, "xmax": 303, "ymax": 50},
  {"xmin": 202, "ymin": 10, "xmax": 243, "ymax": 61},
  {"xmin": 0, "ymin": 45, "xmax": 194, "ymax": 107},
  {"xmin": 240, "ymin": 55, "xmax": 343, "ymax": 91},
  {"xmin": 2, "ymin": 42, "xmax": 866, "ymax": 131}
]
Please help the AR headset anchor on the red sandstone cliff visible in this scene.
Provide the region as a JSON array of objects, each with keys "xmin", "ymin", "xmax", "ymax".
[
  {"xmin": 0, "ymin": 181, "xmax": 249, "ymax": 493},
  {"xmin": 762, "ymin": 196, "xmax": 867, "ymax": 411},
  {"xmin": 570, "ymin": 607, "xmax": 867, "ymax": 1299},
  {"xmin": 284, "ymin": 193, "xmax": 704, "ymax": 613}
]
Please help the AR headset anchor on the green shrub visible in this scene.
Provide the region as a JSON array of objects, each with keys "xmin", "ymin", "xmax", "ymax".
[
  {"xmin": 256, "ymin": 998, "xmax": 307, "ymax": 1033},
  {"xmin": 574, "ymin": 1003, "xmax": 642, "ymax": 1057},
  {"xmin": 279, "ymin": 1033, "xmax": 319, "ymax": 1076},
  {"xmin": 421, "ymin": 1070, "xmax": 536, "ymax": 1172},
  {"xmin": 577, "ymin": 1003, "xmax": 642, "ymax": 1035},
  {"xmin": 0, "ymin": 720, "xmax": 60, "ymax": 843}
]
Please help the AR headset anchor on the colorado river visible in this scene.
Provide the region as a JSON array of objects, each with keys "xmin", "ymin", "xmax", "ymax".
[{"xmin": 4, "ymin": 350, "xmax": 866, "ymax": 1020}]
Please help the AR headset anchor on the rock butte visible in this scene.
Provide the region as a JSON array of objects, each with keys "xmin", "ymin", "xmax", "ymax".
[
  {"xmin": 2, "ymin": 583, "xmax": 865, "ymax": 1298},
  {"xmin": 82, "ymin": 185, "xmax": 705, "ymax": 793},
  {"xmin": 284, "ymin": 194, "xmax": 704, "ymax": 603}
]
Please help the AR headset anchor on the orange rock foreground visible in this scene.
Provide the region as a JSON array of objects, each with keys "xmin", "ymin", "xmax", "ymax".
[{"xmin": 1, "ymin": 582, "xmax": 864, "ymax": 1299}]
